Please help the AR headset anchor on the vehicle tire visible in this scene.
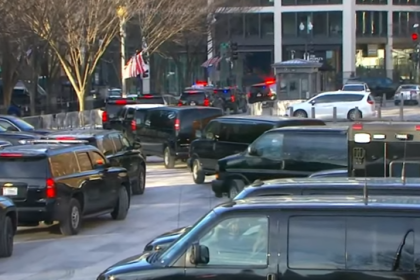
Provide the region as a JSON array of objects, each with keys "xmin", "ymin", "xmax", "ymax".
[
  {"xmin": 111, "ymin": 187, "xmax": 129, "ymax": 220},
  {"xmin": 164, "ymin": 147, "xmax": 175, "ymax": 169},
  {"xmin": 132, "ymin": 165, "xmax": 146, "ymax": 195},
  {"xmin": 293, "ymin": 110, "xmax": 308, "ymax": 118},
  {"xmin": 347, "ymin": 109, "xmax": 362, "ymax": 121},
  {"xmin": 59, "ymin": 198, "xmax": 82, "ymax": 236},
  {"xmin": 228, "ymin": 179, "xmax": 245, "ymax": 199},
  {"xmin": 0, "ymin": 216, "xmax": 14, "ymax": 258},
  {"xmin": 192, "ymin": 159, "xmax": 205, "ymax": 184}
]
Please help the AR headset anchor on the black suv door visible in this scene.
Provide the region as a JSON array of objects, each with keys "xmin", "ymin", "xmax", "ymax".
[{"xmin": 195, "ymin": 120, "xmax": 221, "ymax": 171}]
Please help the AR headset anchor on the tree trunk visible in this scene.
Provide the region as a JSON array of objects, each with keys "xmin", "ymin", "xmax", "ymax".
[{"xmin": 77, "ymin": 91, "xmax": 85, "ymax": 111}]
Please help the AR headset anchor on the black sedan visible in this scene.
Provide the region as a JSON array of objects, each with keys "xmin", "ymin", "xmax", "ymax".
[{"xmin": 0, "ymin": 115, "xmax": 50, "ymax": 135}]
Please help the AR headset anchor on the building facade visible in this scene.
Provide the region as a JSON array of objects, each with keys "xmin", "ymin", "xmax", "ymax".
[{"xmin": 210, "ymin": 0, "xmax": 420, "ymax": 87}]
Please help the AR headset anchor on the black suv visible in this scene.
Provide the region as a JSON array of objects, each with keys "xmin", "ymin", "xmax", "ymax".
[
  {"xmin": 102, "ymin": 95, "xmax": 167, "ymax": 129},
  {"xmin": 248, "ymin": 80, "xmax": 277, "ymax": 105},
  {"xmin": 347, "ymin": 77, "xmax": 398, "ymax": 99},
  {"xmin": 135, "ymin": 106, "xmax": 223, "ymax": 168},
  {"xmin": 212, "ymin": 87, "xmax": 247, "ymax": 113},
  {"xmin": 99, "ymin": 195, "xmax": 420, "ymax": 280},
  {"xmin": 38, "ymin": 129, "xmax": 146, "ymax": 195},
  {"xmin": 212, "ymin": 126, "xmax": 348, "ymax": 197},
  {"xmin": 0, "ymin": 196, "xmax": 16, "ymax": 258},
  {"xmin": 188, "ymin": 116, "xmax": 325, "ymax": 184},
  {"xmin": 0, "ymin": 144, "xmax": 130, "ymax": 235},
  {"xmin": 177, "ymin": 87, "xmax": 219, "ymax": 108},
  {"xmin": 142, "ymin": 177, "xmax": 420, "ymax": 252}
]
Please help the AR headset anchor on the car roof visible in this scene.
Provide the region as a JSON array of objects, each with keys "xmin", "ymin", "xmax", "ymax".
[
  {"xmin": 343, "ymin": 83, "xmax": 367, "ymax": 86},
  {"xmin": 124, "ymin": 104, "xmax": 166, "ymax": 109},
  {"xmin": 149, "ymin": 106, "xmax": 221, "ymax": 111},
  {"xmin": 1, "ymin": 143, "xmax": 97, "ymax": 155},
  {"xmin": 214, "ymin": 195, "xmax": 420, "ymax": 212},
  {"xmin": 216, "ymin": 115, "xmax": 321, "ymax": 123},
  {"xmin": 269, "ymin": 125, "xmax": 347, "ymax": 133},
  {"xmin": 399, "ymin": 84, "xmax": 419, "ymax": 87},
  {"xmin": 47, "ymin": 129, "xmax": 117, "ymax": 138},
  {"xmin": 317, "ymin": 91, "xmax": 368, "ymax": 96},
  {"xmin": 349, "ymin": 121, "xmax": 418, "ymax": 130}
]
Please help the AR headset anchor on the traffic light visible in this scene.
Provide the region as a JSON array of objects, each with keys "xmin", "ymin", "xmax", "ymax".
[
  {"xmin": 230, "ymin": 42, "xmax": 238, "ymax": 60},
  {"xmin": 412, "ymin": 32, "xmax": 418, "ymax": 41}
]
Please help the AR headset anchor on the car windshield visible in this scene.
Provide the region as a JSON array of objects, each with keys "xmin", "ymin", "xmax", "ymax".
[
  {"xmin": 12, "ymin": 117, "xmax": 35, "ymax": 130},
  {"xmin": 343, "ymin": 85, "xmax": 364, "ymax": 91},
  {"xmin": 400, "ymin": 85, "xmax": 418, "ymax": 90},
  {"xmin": 157, "ymin": 211, "xmax": 217, "ymax": 264},
  {"xmin": 0, "ymin": 157, "xmax": 48, "ymax": 178}
]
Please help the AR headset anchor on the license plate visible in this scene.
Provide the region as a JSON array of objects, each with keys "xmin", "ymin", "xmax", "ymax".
[
  {"xmin": 3, "ymin": 187, "xmax": 17, "ymax": 196},
  {"xmin": 257, "ymin": 93, "xmax": 262, "ymax": 97},
  {"xmin": 190, "ymin": 102, "xmax": 196, "ymax": 105}
]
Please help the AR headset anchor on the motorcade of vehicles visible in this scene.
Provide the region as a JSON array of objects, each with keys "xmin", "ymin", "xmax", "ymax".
[
  {"xmin": 98, "ymin": 194, "xmax": 420, "ymax": 280},
  {"xmin": 136, "ymin": 106, "xmax": 223, "ymax": 168},
  {"xmin": 188, "ymin": 116, "xmax": 325, "ymax": 184},
  {"xmin": 248, "ymin": 78, "xmax": 278, "ymax": 105},
  {"xmin": 35, "ymin": 129, "xmax": 146, "ymax": 195},
  {"xmin": 141, "ymin": 177, "xmax": 420, "ymax": 253},
  {"xmin": 0, "ymin": 115, "xmax": 51, "ymax": 135},
  {"xmin": 102, "ymin": 95, "xmax": 167, "ymax": 129},
  {"xmin": 0, "ymin": 196, "xmax": 16, "ymax": 258},
  {"xmin": 393, "ymin": 84, "xmax": 420, "ymax": 105},
  {"xmin": 348, "ymin": 121, "xmax": 420, "ymax": 178},
  {"xmin": 211, "ymin": 125, "xmax": 348, "ymax": 197},
  {"xmin": 347, "ymin": 76, "xmax": 399, "ymax": 99},
  {"xmin": 212, "ymin": 87, "xmax": 247, "ymax": 113},
  {"xmin": 0, "ymin": 144, "xmax": 130, "ymax": 235},
  {"xmin": 290, "ymin": 91, "xmax": 376, "ymax": 121},
  {"xmin": 341, "ymin": 83, "xmax": 370, "ymax": 92},
  {"xmin": 0, "ymin": 125, "xmax": 42, "ymax": 145},
  {"xmin": 177, "ymin": 84, "xmax": 226, "ymax": 111}
]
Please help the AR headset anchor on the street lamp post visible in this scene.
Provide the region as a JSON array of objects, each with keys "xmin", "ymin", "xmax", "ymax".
[
  {"xmin": 118, "ymin": 7, "xmax": 127, "ymax": 96},
  {"xmin": 299, "ymin": 20, "xmax": 313, "ymax": 60}
]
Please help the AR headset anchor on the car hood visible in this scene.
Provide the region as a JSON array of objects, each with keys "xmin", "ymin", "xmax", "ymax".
[
  {"xmin": 99, "ymin": 251, "xmax": 157, "ymax": 277},
  {"xmin": 218, "ymin": 152, "xmax": 244, "ymax": 168},
  {"xmin": 144, "ymin": 226, "xmax": 192, "ymax": 251}
]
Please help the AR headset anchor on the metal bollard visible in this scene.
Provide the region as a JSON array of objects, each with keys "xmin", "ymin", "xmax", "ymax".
[
  {"xmin": 311, "ymin": 106, "xmax": 315, "ymax": 118},
  {"xmin": 377, "ymin": 106, "xmax": 381, "ymax": 119},
  {"xmin": 382, "ymin": 93, "xmax": 387, "ymax": 107},
  {"xmin": 354, "ymin": 107, "xmax": 359, "ymax": 120},
  {"xmin": 288, "ymin": 107, "xmax": 293, "ymax": 117},
  {"xmin": 400, "ymin": 93, "xmax": 404, "ymax": 121},
  {"xmin": 332, "ymin": 107, "xmax": 337, "ymax": 122}
]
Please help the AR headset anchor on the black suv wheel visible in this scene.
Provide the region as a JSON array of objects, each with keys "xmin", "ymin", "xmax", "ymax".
[
  {"xmin": 0, "ymin": 216, "xmax": 14, "ymax": 258},
  {"xmin": 111, "ymin": 187, "xmax": 129, "ymax": 220},
  {"xmin": 192, "ymin": 159, "xmax": 205, "ymax": 184},
  {"xmin": 133, "ymin": 166, "xmax": 146, "ymax": 195},
  {"xmin": 59, "ymin": 198, "xmax": 82, "ymax": 236},
  {"xmin": 164, "ymin": 147, "xmax": 175, "ymax": 169}
]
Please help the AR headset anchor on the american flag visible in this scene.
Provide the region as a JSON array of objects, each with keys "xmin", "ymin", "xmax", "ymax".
[{"xmin": 123, "ymin": 52, "xmax": 149, "ymax": 79}]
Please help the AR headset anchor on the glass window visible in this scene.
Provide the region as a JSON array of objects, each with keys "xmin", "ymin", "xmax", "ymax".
[
  {"xmin": 0, "ymin": 120, "xmax": 18, "ymax": 131},
  {"xmin": 312, "ymin": 12, "xmax": 327, "ymax": 36},
  {"xmin": 198, "ymin": 216, "xmax": 269, "ymax": 266},
  {"xmin": 245, "ymin": 14, "xmax": 259, "ymax": 36},
  {"xmin": 0, "ymin": 157, "xmax": 49, "ymax": 178},
  {"xmin": 329, "ymin": 11, "xmax": 342, "ymax": 36},
  {"xmin": 288, "ymin": 217, "xmax": 346, "ymax": 269},
  {"xmin": 311, "ymin": 94, "xmax": 337, "ymax": 103},
  {"xmin": 9, "ymin": 117, "xmax": 35, "ymax": 130},
  {"xmin": 146, "ymin": 110, "xmax": 176, "ymax": 129},
  {"xmin": 102, "ymin": 135, "xmax": 115, "ymax": 156},
  {"xmin": 215, "ymin": 14, "xmax": 229, "ymax": 38},
  {"xmin": 222, "ymin": 122, "xmax": 274, "ymax": 143},
  {"xmin": 261, "ymin": 13, "xmax": 274, "ymax": 36},
  {"xmin": 110, "ymin": 133, "xmax": 123, "ymax": 152},
  {"xmin": 90, "ymin": 151, "xmax": 106, "ymax": 165},
  {"xmin": 204, "ymin": 121, "xmax": 220, "ymax": 140},
  {"xmin": 337, "ymin": 93, "xmax": 365, "ymax": 101},
  {"xmin": 282, "ymin": 13, "xmax": 296, "ymax": 36},
  {"xmin": 120, "ymin": 135, "xmax": 131, "ymax": 149},
  {"xmin": 50, "ymin": 153, "xmax": 79, "ymax": 177},
  {"xmin": 230, "ymin": 14, "xmax": 244, "ymax": 36},
  {"xmin": 76, "ymin": 152, "xmax": 92, "ymax": 172},
  {"xmin": 135, "ymin": 109, "xmax": 147, "ymax": 125},
  {"xmin": 283, "ymin": 132, "xmax": 347, "ymax": 166},
  {"xmin": 342, "ymin": 84, "xmax": 366, "ymax": 91},
  {"xmin": 126, "ymin": 108, "xmax": 135, "ymax": 119},
  {"xmin": 251, "ymin": 132, "xmax": 284, "ymax": 159},
  {"xmin": 356, "ymin": 0, "xmax": 388, "ymax": 4}
]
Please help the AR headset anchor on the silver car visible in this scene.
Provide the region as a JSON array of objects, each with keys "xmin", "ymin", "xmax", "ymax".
[{"xmin": 394, "ymin": 84, "xmax": 420, "ymax": 105}]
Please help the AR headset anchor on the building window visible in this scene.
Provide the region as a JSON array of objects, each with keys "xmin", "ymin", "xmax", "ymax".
[
  {"xmin": 329, "ymin": 11, "xmax": 342, "ymax": 36},
  {"xmin": 393, "ymin": 12, "xmax": 420, "ymax": 37},
  {"xmin": 215, "ymin": 14, "xmax": 229, "ymax": 39},
  {"xmin": 230, "ymin": 14, "xmax": 244, "ymax": 36},
  {"xmin": 393, "ymin": 0, "xmax": 420, "ymax": 4},
  {"xmin": 356, "ymin": 0, "xmax": 387, "ymax": 4},
  {"xmin": 282, "ymin": 13, "xmax": 297, "ymax": 37},
  {"xmin": 356, "ymin": 11, "xmax": 388, "ymax": 36},
  {"xmin": 312, "ymin": 12, "xmax": 328, "ymax": 36},
  {"xmin": 282, "ymin": 0, "xmax": 342, "ymax": 4},
  {"xmin": 261, "ymin": 13, "xmax": 274, "ymax": 36},
  {"xmin": 245, "ymin": 14, "xmax": 259, "ymax": 37}
]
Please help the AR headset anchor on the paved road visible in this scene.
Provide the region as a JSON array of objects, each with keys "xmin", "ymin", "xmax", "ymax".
[{"xmin": 0, "ymin": 157, "xmax": 225, "ymax": 280}]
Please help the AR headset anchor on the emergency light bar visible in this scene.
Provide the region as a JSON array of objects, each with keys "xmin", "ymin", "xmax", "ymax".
[{"xmin": 32, "ymin": 139, "xmax": 89, "ymax": 144}]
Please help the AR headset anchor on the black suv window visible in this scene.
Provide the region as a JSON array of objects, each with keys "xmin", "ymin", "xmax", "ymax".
[
  {"xmin": 146, "ymin": 110, "xmax": 176, "ymax": 130},
  {"xmin": 220, "ymin": 122, "xmax": 274, "ymax": 143},
  {"xmin": 50, "ymin": 152, "xmax": 79, "ymax": 177},
  {"xmin": 180, "ymin": 91, "xmax": 207, "ymax": 101},
  {"xmin": 110, "ymin": 133, "xmax": 123, "ymax": 152},
  {"xmin": 76, "ymin": 152, "xmax": 92, "ymax": 171},
  {"xmin": 204, "ymin": 121, "xmax": 220, "ymax": 140},
  {"xmin": 126, "ymin": 108, "xmax": 136, "ymax": 119},
  {"xmin": 289, "ymin": 216, "xmax": 415, "ymax": 271},
  {"xmin": 0, "ymin": 155, "xmax": 49, "ymax": 178},
  {"xmin": 251, "ymin": 132, "xmax": 284, "ymax": 159},
  {"xmin": 102, "ymin": 135, "xmax": 115, "ymax": 156}
]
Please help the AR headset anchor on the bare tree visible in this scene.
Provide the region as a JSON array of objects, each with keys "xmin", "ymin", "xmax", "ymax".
[{"xmin": 16, "ymin": 0, "xmax": 144, "ymax": 111}]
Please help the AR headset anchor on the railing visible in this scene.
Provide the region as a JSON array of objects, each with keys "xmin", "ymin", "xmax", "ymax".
[{"xmin": 22, "ymin": 109, "xmax": 102, "ymax": 129}]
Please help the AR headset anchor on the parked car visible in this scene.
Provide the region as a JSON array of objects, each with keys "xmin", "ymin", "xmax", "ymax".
[
  {"xmin": 393, "ymin": 84, "xmax": 420, "ymax": 105},
  {"xmin": 211, "ymin": 125, "xmax": 348, "ymax": 197},
  {"xmin": 0, "ymin": 196, "xmax": 17, "ymax": 257},
  {"xmin": 37, "ymin": 129, "xmax": 146, "ymax": 195},
  {"xmin": 141, "ymin": 177, "xmax": 420, "ymax": 253},
  {"xmin": 290, "ymin": 91, "xmax": 376, "ymax": 121},
  {"xmin": 0, "ymin": 144, "xmax": 130, "ymax": 235},
  {"xmin": 0, "ymin": 115, "xmax": 50, "ymax": 135},
  {"xmin": 188, "ymin": 115, "xmax": 325, "ymax": 184},
  {"xmin": 136, "ymin": 106, "xmax": 223, "ymax": 168},
  {"xmin": 98, "ymin": 194, "xmax": 420, "ymax": 280},
  {"xmin": 347, "ymin": 76, "xmax": 398, "ymax": 99},
  {"xmin": 341, "ymin": 83, "xmax": 370, "ymax": 92}
]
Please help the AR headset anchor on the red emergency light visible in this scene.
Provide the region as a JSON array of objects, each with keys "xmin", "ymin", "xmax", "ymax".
[
  {"xmin": 194, "ymin": 81, "xmax": 207, "ymax": 86},
  {"xmin": 412, "ymin": 33, "xmax": 418, "ymax": 41},
  {"xmin": 265, "ymin": 78, "xmax": 276, "ymax": 85}
]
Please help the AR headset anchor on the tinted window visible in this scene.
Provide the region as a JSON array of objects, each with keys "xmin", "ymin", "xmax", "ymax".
[
  {"xmin": 312, "ymin": 94, "xmax": 338, "ymax": 103},
  {"xmin": 110, "ymin": 133, "xmax": 123, "ymax": 152},
  {"xmin": 198, "ymin": 216, "xmax": 269, "ymax": 266},
  {"xmin": 0, "ymin": 157, "xmax": 49, "ymax": 178},
  {"xmin": 50, "ymin": 153, "xmax": 79, "ymax": 177},
  {"xmin": 338, "ymin": 93, "xmax": 364, "ymax": 101},
  {"xmin": 342, "ymin": 85, "xmax": 365, "ymax": 91},
  {"xmin": 102, "ymin": 136, "xmax": 115, "ymax": 156},
  {"xmin": 76, "ymin": 152, "xmax": 92, "ymax": 171},
  {"xmin": 0, "ymin": 120, "xmax": 18, "ymax": 131},
  {"xmin": 180, "ymin": 91, "xmax": 207, "ymax": 101},
  {"xmin": 146, "ymin": 110, "xmax": 176, "ymax": 129},
  {"xmin": 390, "ymin": 161, "xmax": 420, "ymax": 177},
  {"xmin": 204, "ymin": 121, "xmax": 220, "ymax": 140},
  {"xmin": 9, "ymin": 117, "xmax": 34, "ymax": 130},
  {"xmin": 289, "ymin": 216, "xmax": 415, "ymax": 271},
  {"xmin": 135, "ymin": 109, "xmax": 147, "ymax": 125},
  {"xmin": 251, "ymin": 132, "xmax": 284, "ymax": 159},
  {"xmin": 126, "ymin": 108, "xmax": 135, "ymax": 119},
  {"xmin": 120, "ymin": 135, "xmax": 131, "ymax": 150},
  {"xmin": 90, "ymin": 151, "xmax": 106, "ymax": 165},
  {"xmin": 283, "ymin": 132, "xmax": 347, "ymax": 166},
  {"xmin": 220, "ymin": 122, "xmax": 274, "ymax": 143}
]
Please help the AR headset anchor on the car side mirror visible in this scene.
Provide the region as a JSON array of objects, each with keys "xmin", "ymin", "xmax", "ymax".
[
  {"xmin": 132, "ymin": 141, "xmax": 142, "ymax": 149},
  {"xmin": 247, "ymin": 146, "xmax": 259, "ymax": 156},
  {"xmin": 94, "ymin": 160, "xmax": 110, "ymax": 169},
  {"xmin": 190, "ymin": 243, "xmax": 209, "ymax": 265},
  {"xmin": 310, "ymin": 99, "xmax": 316, "ymax": 105},
  {"xmin": 195, "ymin": 130, "xmax": 202, "ymax": 138}
]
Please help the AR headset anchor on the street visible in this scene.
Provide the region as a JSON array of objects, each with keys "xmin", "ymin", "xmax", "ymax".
[{"xmin": 0, "ymin": 158, "xmax": 225, "ymax": 280}]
